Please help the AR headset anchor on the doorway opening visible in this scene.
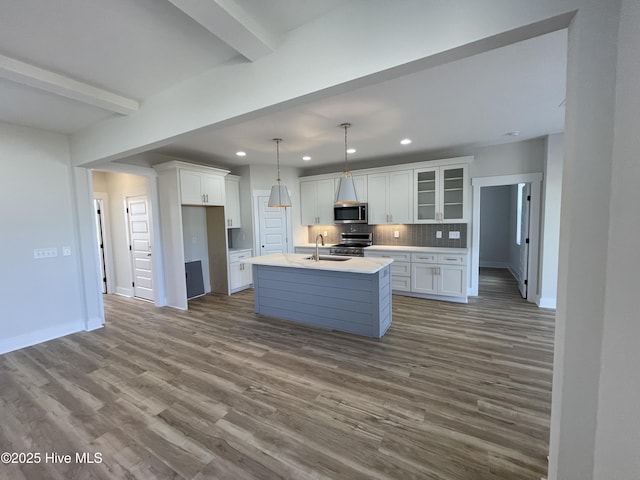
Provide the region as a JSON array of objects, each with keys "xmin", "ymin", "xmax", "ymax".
[
  {"xmin": 470, "ymin": 173, "xmax": 542, "ymax": 303},
  {"xmin": 91, "ymin": 170, "xmax": 159, "ymax": 305},
  {"xmin": 477, "ymin": 183, "xmax": 532, "ymax": 299}
]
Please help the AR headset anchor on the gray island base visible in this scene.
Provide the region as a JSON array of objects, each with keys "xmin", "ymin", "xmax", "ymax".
[{"xmin": 244, "ymin": 253, "xmax": 393, "ymax": 338}]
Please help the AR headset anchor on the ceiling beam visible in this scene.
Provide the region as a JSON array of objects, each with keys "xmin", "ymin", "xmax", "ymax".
[
  {"xmin": 0, "ymin": 54, "xmax": 139, "ymax": 115},
  {"xmin": 167, "ymin": 0, "xmax": 277, "ymax": 61}
]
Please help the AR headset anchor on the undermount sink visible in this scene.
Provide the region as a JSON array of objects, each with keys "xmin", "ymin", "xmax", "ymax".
[{"xmin": 305, "ymin": 255, "xmax": 352, "ymax": 262}]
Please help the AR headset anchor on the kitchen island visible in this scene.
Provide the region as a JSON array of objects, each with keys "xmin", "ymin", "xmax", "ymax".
[{"xmin": 244, "ymin": 253, "xmax": 393, "ymax": 338}]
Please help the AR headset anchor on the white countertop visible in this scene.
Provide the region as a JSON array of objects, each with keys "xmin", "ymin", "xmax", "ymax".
[{"xmin": 244, "ymin": 253, "xmax": 393, "ymax": 274}]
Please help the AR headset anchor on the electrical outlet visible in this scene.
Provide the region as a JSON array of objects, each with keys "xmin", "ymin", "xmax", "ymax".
[
  {"xmin": 393, "ymin": 230, "xmax": 400, "ymax": 238},
  {"xmin": 323, "ymin": 231, "xmax": 328, "ymax": 237},
  {"xmin": 449, "ymin": 231, "xmax": 460, "ymax": 239},
  {"xmin": 62, "ymin": 246, "xmax": 72, "ymax": 256},
  {"xmin": 436, "ymin": 231, "xmax": 442, "ymax": 239},
  {"xmin": 33, "ymin": 248, "xmax": 58, "ymax": 259}
]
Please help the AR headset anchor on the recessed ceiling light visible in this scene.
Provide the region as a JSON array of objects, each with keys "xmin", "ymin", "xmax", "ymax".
[
  {"xmin": 505, "ymin": 131, "xmax": 520, "ymax": 137},
  {"xmin": 302, "ymin": 156, "xmax": 311, "ymax": 161},
  {"xmin": 400, "ymin": 138, "xmax": 412, "ymax": 145},
  {"xmin": 236, "ymin": 151, "xmax": 246, "ymax": 157},
  {"xmin": 346, "ymin": 148, "xmax": 356, "ymax": 154}
]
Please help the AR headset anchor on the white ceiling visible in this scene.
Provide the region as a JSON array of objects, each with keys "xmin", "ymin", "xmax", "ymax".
[
  {"xmin": 0, "ymin": 1, "xmax": 566, "ymax": 164},
  {"xmin": 154, "ymin": 29, "xmax": 567, "ymax": 169}
]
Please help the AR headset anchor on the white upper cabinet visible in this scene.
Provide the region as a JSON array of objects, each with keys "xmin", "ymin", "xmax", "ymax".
[
  {"xmin": 201, "ymin": 173, "xmax": 225, "ymax": 205},
  {"xmin": 414, "ymin": 164, "xmax": 468, "ymax": 223},
  {"xmin": 225, "ymin": 175, "xmax": 241, "ymax": 228},
  {"xmin": 180, "ymin": 170, "xmax": 204, "ymax": 205},
  {"xmin": 300, "ymin": 178, "xmax": 334, "ymax": 225},
  {"xmin": 180, "ymin": 168, "xmax": 226, "ymax": 206},
  {"xmin": 367, "ymin": 170, "xmax": 413, "ymax": 224}
]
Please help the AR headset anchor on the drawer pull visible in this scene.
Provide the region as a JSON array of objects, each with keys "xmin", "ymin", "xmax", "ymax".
[{"xmin": 444, "ymin": 257, "xmax": 457, "ymax": 261}]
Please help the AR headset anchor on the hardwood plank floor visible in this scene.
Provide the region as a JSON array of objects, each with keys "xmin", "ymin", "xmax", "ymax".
[{"xmin": 0, "ymin": 269, "xmax": 555, "ymax": 479}]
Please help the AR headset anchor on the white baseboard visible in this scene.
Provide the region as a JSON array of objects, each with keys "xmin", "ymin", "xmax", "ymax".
[
  {"xmin": 115, "ymin": 286, "xmax": 133, "ymax": 297},
  {"xmin": 85, "ymin": 317, "xmax": 104, "ymax": 331},
  {"xmin": 0, "ymin": 321, "xmax": 82, "ymax": 355},
  {"xmin": 538, "ymin": 297, "xmax": 557, "ymax": 309},
  {"xmin": 479, "ymin": 261, "xmax": 509, "ymax": 268}
]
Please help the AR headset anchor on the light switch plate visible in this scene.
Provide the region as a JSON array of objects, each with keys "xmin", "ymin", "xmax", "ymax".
[
  {"xmin": 436, "ymin": 231, "xmax": 442, "ymax": 239},
  {"xmin": 449, "ymin": 231, "xmax": 461, "ymax": 239}
]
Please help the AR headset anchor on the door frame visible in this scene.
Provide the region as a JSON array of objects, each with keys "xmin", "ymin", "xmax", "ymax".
[
  {"xmin": 470, "ymin": 173, "xmax": 542, "ymax": 303},
  {"xmin": 252, "ymin": 189, "xmax": 293, "ymax": 256},
  {"xmin": 93, "ymin": 192, "xmax": 115, "ymax": 295}
]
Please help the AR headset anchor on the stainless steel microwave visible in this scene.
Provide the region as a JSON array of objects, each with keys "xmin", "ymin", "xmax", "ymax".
[{"xmin": 333, "ymin": 203, "xmax": 368, "ymax": 224}]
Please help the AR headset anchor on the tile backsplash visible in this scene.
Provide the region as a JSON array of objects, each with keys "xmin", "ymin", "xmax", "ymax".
[{"xmin": 307, "ymin": 223, "xmax": 467, "ymax": 248}]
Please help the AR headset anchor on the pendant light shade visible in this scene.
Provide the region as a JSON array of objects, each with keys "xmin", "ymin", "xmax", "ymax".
[
  {"xmin": 268, "ymin": 138, "xmax": 292, "ymax": 208},
  {"xmin": 334, "ymin": 123, "xmax": 359, "ymax": 204}
]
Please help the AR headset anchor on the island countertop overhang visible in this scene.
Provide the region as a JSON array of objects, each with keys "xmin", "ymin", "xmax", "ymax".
[{"xmin": 243, "ymin": 253, "xmax": 393, "ymax": 274}]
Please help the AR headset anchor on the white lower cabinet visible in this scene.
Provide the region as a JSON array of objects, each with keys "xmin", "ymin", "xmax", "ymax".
[
  {"xmin": 367, "ymin": 251, "xmax": 412, "ymax": 292},
  {"xmin": 366, "ymin": 249, "xmax": 467, "ymax": 301},
  {"xmin": 229, "ymin": 249, "xmax": 253, "ymax": 294},
  {"xmin": 411, "ymin": 263, "xmax": 438, "ymax": 294},
  {"xmin": 439, "ymin": 265, "xmax": 466, "ymax": 297}
]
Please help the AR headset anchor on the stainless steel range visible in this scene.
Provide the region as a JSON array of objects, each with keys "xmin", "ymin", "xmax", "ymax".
[{"xmin": 329, "ymin": 232, "xmax": 373, "ymax": 257}]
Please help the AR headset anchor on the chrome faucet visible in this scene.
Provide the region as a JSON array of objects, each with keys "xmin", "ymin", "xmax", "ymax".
[{"xmin": 314, "ymin": 234, "xmax": 325, "ymax": 261}]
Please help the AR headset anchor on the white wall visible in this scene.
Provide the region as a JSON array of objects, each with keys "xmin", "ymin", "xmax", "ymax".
[
  {"xmin": 548, "ymin": 3, "xmax": 622, "ymax": 478},
  {"xmin": 479, "ymin": 185, "xmax": 511, "ymax": 268},
  {"xmin": 470, "ymin": 138, "xmax": 546, "ymax": 178},
  {"xmin": 592, "ymin": 1, "xmax": 640, "ymax": 477},
  {"xmin": 0, "ymin": 123, "xmax": 88, "ymax": 353},
  {"xmin": 539, "ymin": 134, "xmax": 563, "ymax": 308}
]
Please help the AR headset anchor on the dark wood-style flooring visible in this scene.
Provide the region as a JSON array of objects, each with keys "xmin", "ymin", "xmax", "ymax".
[{"xmin": 0, "ymin": 268, "xmax": 555, "ymax": 479}]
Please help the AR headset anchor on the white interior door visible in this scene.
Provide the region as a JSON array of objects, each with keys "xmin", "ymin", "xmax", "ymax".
[
  {"xmin": 518, "ymin": 184, "xmax": 531, "ymax": 298},
  {"xmin": 256, "ymin": 194, "xmax": 289, "ymax": 255},
  {"xmin": 127, "ymin": 195, "xmax": 154, "ymax": 301}
]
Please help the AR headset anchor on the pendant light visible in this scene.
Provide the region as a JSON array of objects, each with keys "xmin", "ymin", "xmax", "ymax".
[
  {"xmin": 334, "ymin": 122, "xmax": 359, "ymax": 204},
  {"xmin": 268, "ymin": 138, "xmax": 292, "ymax": 208}
]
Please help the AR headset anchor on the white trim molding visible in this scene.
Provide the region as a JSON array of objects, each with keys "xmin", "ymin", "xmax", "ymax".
[{"xmin": 0, "ymin": 321, "xmax": 82, "ymax": 355}]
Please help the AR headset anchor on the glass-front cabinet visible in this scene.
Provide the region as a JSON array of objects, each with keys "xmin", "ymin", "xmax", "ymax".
[
  {"xmin": 416, "ymin": 169, "xmax": 437, "ymax": 222},
  {"xmin": 414, "ymin": 164, "xmax": 468, "ymax": 223}
]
